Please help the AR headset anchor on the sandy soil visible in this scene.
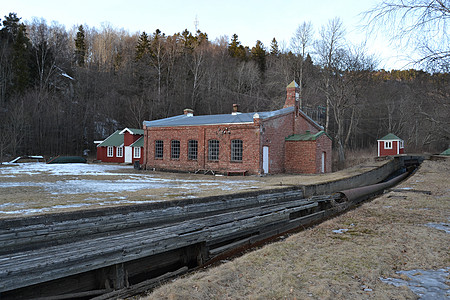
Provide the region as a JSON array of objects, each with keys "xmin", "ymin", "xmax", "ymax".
[
  {"xmin": 142, "ymin": 158, "xmax": 450, "ymax": 299},
  {"xmin": 0, "ymin": 158, "xmax": 389, "ymax": 218}
]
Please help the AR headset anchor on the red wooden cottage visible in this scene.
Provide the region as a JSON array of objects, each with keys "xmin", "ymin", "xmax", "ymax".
[
  {"xmin": 142, "ymin": 81, "xmax": 332, "ymax": 175},
  {"xmin": 96, "ymin": 128, "xmax": 144, "ymax": 164},
  {"xmin": 377, "ymin": 133, "xmax": 405, "ymax": 156}
]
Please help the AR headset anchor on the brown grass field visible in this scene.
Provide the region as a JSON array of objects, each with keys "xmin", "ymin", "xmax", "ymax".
[
  {"xmin": 142, "ymin": 158, "xmax": 449, "ymax": 299},
  {"xmin": 0, "ymin": 158, "xmax": 389, "ymax": 218}
]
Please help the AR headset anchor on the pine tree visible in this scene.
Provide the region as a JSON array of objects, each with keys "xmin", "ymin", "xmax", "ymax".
[
  {"xmin": 74, "ymin": 25, "xmax": 86, "ymax": 67},
  {"xmin": 11, "ymin": 24, "xmax": 31, "ymax": 94},
  {"xmin": 228, "ymin": 34, "xmax": 246, "ymax": 60},
  {"xmin": 74, "ymin": 25, "xmax": 86, "ymax": 66},
  {"xmin": 1, "ymin": 13, "xmax": 21, "ymax": 43},
  {"xmin": 270, "ymin": 38, "xmax": 279, "ymax": 56},
  {"xmin": 251, "ymin": 40, "xmax": 266, "ymax": 76},
  {"xmin": 135, "ymin": 31, "xmax": 150, "ymax": 61}
]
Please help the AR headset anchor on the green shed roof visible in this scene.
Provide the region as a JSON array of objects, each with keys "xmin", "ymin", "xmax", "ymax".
[
  {"xmin": 130, "ymin": 136, "xmax": 144, "ymax": 148},
  {"xmin": 285, "ymin": 131, "xmax": 329, "ymax": 141},
  {"xmin": 440, "ymin": 148, "xmax": 450, "ymax": 156},
  {"xmin": 97, "ymin": 130, "xmax": 123, "ymax": 147},
  {"xmin": 378, "ymin": 133, "xmax": 402, "ymax": 141}
]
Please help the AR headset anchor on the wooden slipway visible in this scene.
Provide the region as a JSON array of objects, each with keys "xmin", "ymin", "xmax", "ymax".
[{"xmin": 0, "ymin": 156, "xmax": 420, "ymax": 299}]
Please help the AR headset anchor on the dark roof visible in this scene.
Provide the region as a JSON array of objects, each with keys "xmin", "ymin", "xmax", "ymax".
[
  {"xmin": 285, "ymin": 131, "xmax": 330, "ymax": 141},
  {"xmin": 143, "ymin": 107, "xmax": 295, "ymax": 128},
  {"xmin": 378, "ymin": 133, "xmax": 402, "ymax": 141}
]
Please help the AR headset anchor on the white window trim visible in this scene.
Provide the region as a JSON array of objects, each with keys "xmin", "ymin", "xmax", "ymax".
[
  {"xmin": 384, "ymin": 141, "xmax": 392, "ymax": 149},
  {"xmin": 107, "ymin": 146, "xmax": 114, "ymax": 157},
  {"xmin": 116, "ymin": 146, "xmax": 123, "ymax": 157},
  {"xmin": 134, "ymin": 147, "xmax": 141, "ymax": 158}
]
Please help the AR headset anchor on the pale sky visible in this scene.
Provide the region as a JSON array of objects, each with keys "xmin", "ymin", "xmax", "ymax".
[{"xmin": 2, "ymin": 0, "xmax": 412, "ymax": 70}]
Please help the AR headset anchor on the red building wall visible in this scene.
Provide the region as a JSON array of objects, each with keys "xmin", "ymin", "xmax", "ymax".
[
  {"xmin": 123, "ymin": 132, "xmax": 141, "ymax": 146},
  {"xmin": 96, "ymin": 146, "xmax": 125, "ymax": 163},
  {"xmin": 259, "ymin": 112, "xmax": 296, "ymax": 173},
  {"xmin": 144, "ymin": 123, "xmax": 262, "ymax": 174},
  {"xmin": 314, "ymin": 134, "xmax": 332, "ymax": 173},
  {"xmin": 285, "ymin": 141, "xmax": 315, "ymax": 173},
  {"xmin": 284, "ymin": 134, "xmax": 332, "ymax": 174},
  {"xmin": 379, "ymin": 140, "xmax": 403, "ymax": 156}
]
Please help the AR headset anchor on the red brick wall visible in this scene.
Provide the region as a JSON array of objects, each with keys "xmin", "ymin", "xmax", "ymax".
[
  {"xmin": 260, "ymin": 112, "xmax": 296, "ymax": 173},
  {"xmin": 285, "ymin": 141, "xmax": 316, "ymax": 173},
  {"xmin": 295, "ymin": 111, "xmax": 321, "ymax": 134},
  {"xmin": 284, "ymin": 86, "xmax": 299, "ymax": 108},
  {"xmin": 143, "ymin": 110, "xmax": 330, "ymax": 174},
  {"xmin": 314, "ymin": 134, "xmax": 332, "ymax": 173},
  {"xmin": 285, "ymin": 134, "xmax": 332, "ymax": 174},
  {"xmin": 144, "ymin": 124, "xmax": 261, "ymax": 174}
]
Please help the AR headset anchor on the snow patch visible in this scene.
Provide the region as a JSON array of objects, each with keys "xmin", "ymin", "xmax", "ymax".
[
  {"xmin": 380, "ymin": 268, "xmax": 450, "ymax": 299},
  {"xmin": 425, "ymin": 222, "xmax": 450, "ymax": 234},
  {"xmin": 332, "ymin": 228, "xmax": 349, "ymax": 234}
]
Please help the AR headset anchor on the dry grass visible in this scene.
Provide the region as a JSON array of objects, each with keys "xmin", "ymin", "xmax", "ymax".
[{"xmin": 143, "ymin": 159, "xmax": 449, "ymax": 300}]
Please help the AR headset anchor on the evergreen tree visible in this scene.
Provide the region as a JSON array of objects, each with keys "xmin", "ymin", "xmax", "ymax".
[
  {"xmin": 11, "ymin": 24, "xmax": 31, "ymax": 94},
  {"xmin": 251, "ymin": 40, "xmax": 266, "ymax": 76},
  {"xmin": 270, "ymin": 38, "xmax": 279, "ymax": 56},
  {"xmin": 228, "ymin": 34, "xmax": 246, "ymax": 60},
  {"xmin": 74, "ymin": 25, "xmax": 86, "ymax": 67},
  {"xmin": 135, "ymin": 31, "xmax": 150, "ymax": 61},
  {"xmin": 1, "ymin": 13, "xmax": 21, "ymax": 43}
]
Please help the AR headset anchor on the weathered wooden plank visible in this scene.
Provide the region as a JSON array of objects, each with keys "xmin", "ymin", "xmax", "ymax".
[
  {"xmin": 0, "ymin": 190, "xmax": 304, "ymax": 253},
  {"xmin": 0, "ymin": 191, "xmax": 316, "ymax": 293}
]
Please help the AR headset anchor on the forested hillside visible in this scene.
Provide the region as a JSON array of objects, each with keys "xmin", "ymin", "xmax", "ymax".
[{"xmin": 0, "ymin": 12, "xmax": 448, "ymax": 163}]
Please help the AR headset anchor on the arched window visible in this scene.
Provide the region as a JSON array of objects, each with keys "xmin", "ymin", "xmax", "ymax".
[
  {"xmin": 188, "ymin": 140, "xmax": 198, "ymax": 160},
  {"xmin": 208, "ymin": 139, "xmax": 219, "ymax": 161},
  {"xmin": 171, "ymin": 140, "xmax": 180, "ymax": 159},
  {"xmin": 231, "ymin": 139, "xmax": 243, "ymax": 162}
]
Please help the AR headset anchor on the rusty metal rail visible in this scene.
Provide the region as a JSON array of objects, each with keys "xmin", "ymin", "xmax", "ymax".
[{"xmin": 337, "ymin": 170, "xmax": 411, "ymax": 203}]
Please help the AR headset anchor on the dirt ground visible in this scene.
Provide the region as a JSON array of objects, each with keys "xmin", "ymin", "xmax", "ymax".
[
  {"xmin": 142, "ymin": 158, "xmax": 449, "ymax": 299},
  {"xmin": 0, "ymin": 159, "xmax": 389, "ymax": 218}
]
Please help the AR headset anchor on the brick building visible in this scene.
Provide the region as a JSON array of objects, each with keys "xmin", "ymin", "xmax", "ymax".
[{"xmin": 142, "ymin": 81, "xmax": 332, "ymax": 174}]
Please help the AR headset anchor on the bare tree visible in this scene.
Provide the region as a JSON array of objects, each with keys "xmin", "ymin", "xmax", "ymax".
[
  {"xmin": 290, "ymin": 21, "xmax": 314, "ymax": 105},
  {"xmin": 363, "ymin": 0, "xmax": 450, "ymax": 72},
  {"xmin": 314, "ymin": 17, "xmax": 346, "ymax": 132}
]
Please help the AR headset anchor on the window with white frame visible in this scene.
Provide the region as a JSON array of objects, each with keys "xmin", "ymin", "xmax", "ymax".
[
  {"xmin": 171, "ymin": 140, "xmax": 180, "ymax": 159},
  {"xmin": 385, "ymin": 141, "xmax": 392, "ymax": 149},
  {"xmin": 107, "ymin": 146, "xmax": 114, "ymax": 157},
  {"xmin": 134, "ymin": 147, "xmax": 141, "ymax": 158},
  {"xmin": 155, "ymin": 140, "xmax": 164, "ymax": 159},
  {"xmin": 116, "ymin": 146, "xmax": 123, "ymax": 157},
  {"xmin": 231, "ymin": 139, "xmax": 243, "ymax": 162},
  {"xmin": 400, "ymin": 140, "xmax": 404, "ymax": 148},
  {"xmin": 208, "ymin": 139, "xmax": 219, "ymax": 161},
  {"xmin": 188, "ymin": 140, "xmax": 198, "ymax": 160}
]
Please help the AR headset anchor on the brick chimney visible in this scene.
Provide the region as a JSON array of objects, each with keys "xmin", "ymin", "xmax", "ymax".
[
  {"xmin": 284, "ymin": 80, "xmax": 300, "ymax": 110},
  {"xmin": 183, "ymin": 108, "xmax": 194, "ymax": 117},
  {"xmin": 232, "ymin": 104, "xmax": 241, "ymax": 115}
]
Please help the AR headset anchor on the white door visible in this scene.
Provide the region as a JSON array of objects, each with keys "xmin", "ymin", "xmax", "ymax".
[
  {"xmin": 321, "ymin": 152, "xmax": 326, "ymax": 173},
  {"xmin": 263, "ymin": 146, "xmax": 269, "ymax": 174},
  {"xmin": 124, "ymin": 146, "xmax": 132, "ymax": 163}
]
